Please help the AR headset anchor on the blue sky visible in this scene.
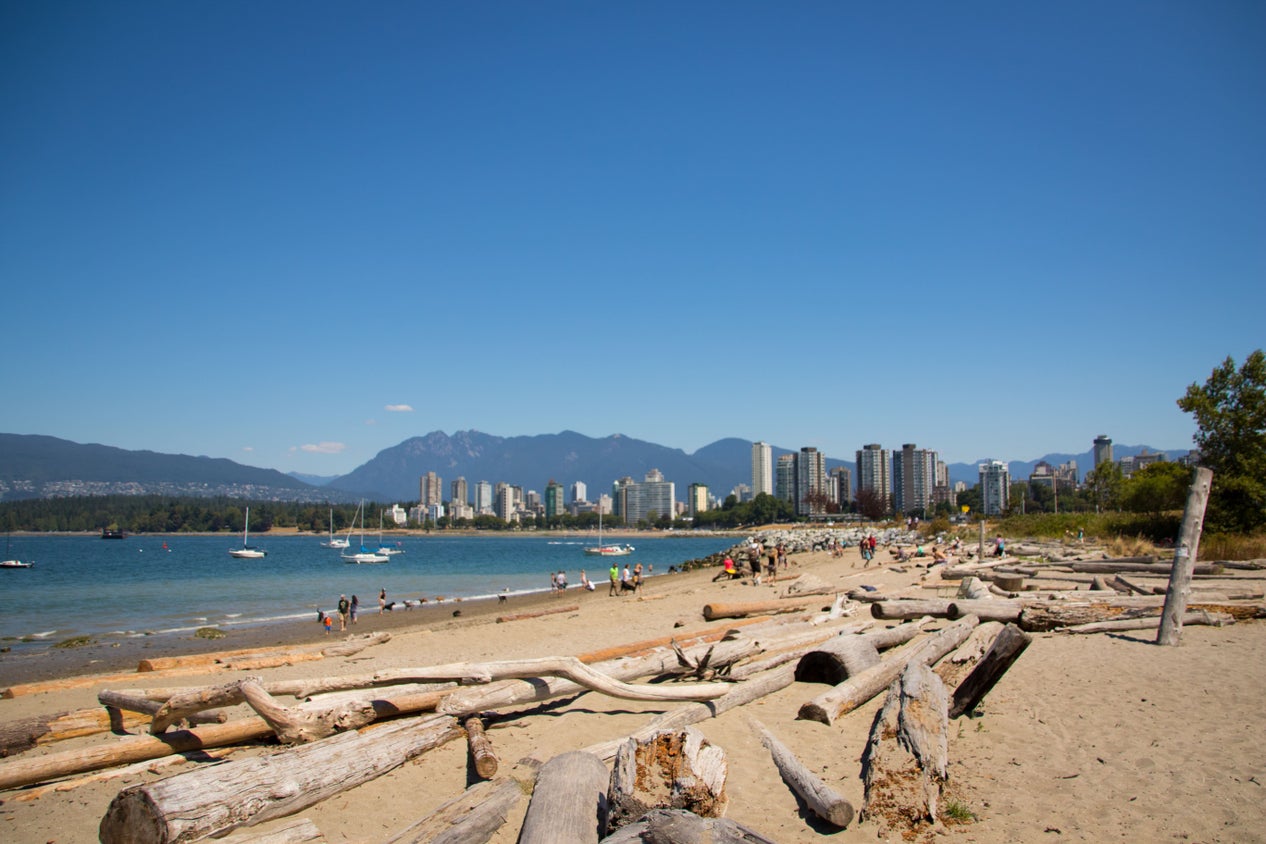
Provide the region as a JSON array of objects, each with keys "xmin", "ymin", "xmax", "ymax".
[{"xmin": 2, "ymin": 1, "xmax": 1263, "ymax": 477}]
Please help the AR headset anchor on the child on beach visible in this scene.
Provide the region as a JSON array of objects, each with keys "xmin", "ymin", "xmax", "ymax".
[{"xmin": 322, "ymin": 614, "xmax": 332, "ymax": 635}]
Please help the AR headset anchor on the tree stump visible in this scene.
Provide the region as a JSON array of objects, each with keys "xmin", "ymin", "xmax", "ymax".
[{"xmin": 606, "ymin": 728, "xmax": 728, "ymax": 834}]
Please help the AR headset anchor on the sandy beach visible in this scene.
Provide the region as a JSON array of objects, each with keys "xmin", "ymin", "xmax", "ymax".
[{"xmin": 1, "ymin": 540, "xmax": 1263, "ymax": 843}]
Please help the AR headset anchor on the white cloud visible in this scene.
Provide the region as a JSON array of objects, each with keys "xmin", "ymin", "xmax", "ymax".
[
  {"xmin": 299, "ymin": 441, "xmax": 347, "ymax": 455},
  {"xmin": 385, "ymin": 404, "xmax": 414, "ymax": 413},
  {"xmin": 242, "ymin": 446, "xmax": 254, "ymax": 452}
]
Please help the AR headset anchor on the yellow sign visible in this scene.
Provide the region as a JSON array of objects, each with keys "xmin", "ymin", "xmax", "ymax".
[{"xmin": 960, "ymin": 505, "xmax": 970, "ymax": 514}]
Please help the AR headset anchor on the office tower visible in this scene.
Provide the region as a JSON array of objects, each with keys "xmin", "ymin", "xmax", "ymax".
[
  {"xmin": 796, "ymin": 447, "xmax": 827, "ymax": 517},
  {"xmin": 544, "ymin": 481, "xmax": 564, "ymax": 520},
  {"xmin": 419, "ymin": 471, "xmax": 443, "ymax": 507},
  {"xmin": 775, "ymin": 454, "xmax": 797, "ymax": 504},
  {"xmin": 621, "ymin": 469, "xmax": 675, "ymax": 525},
  {"xmin": 688, "ymin": 483, "xmax": 709, "ymax": 517},
  {"xmin": 979, "ymin": 460, "xmax": 1010, "ymax": 515},
  {"xmin": 450, "ymin": 477, "xmax": 468, "ymax": 506},
  {"xmin": 751, "ymin": 441, "xmax": 773, "ymax": 497},
  {"xmin": 829, "ymin": 466, "xmax": 852, "ymax": 506},
  {"xmin": 893, "ymin": 443, "xmax": 938, "ymax": 515},
  {"xmin": 474, "ymin": 481, "xmax": 493, "ymax": 514},
  {"xmin": 571, "ymin": 481, "xmax": 587, "ymax": 504},
  {"xmin": 855, "ymin": 443, "xmax": 892, "ymax": 510},
  {"xmin": 1093, "ymin": 436, "xmax": 1113, "ymax": 467}
]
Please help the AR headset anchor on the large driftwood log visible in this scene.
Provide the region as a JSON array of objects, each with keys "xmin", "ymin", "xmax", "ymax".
[
  {"xmin": 496, "ymin": 604, "xmax": 579, "ymax": 623},
  {"xmin": 214, "ymin": 817, "xmax": 326, "ymax": 843},
  {"xmin": 946, "ymin": 599, "xmax": 1024, "ymax": 623},
  {"xmin": 957, "ymin": 577, "xmax": 991, "ymax": 600},
  {"xmin": 1018, "ymin": 603, "xmax": 1153, "ymax": 632},
  {"xmin": 871, "ymin": 599, "xmax": 954, "ymax": 620},
  {"xmin": 99, "ymin": 714, "xmax": 462, "ymax": 844},
  {"xmin": 1067, "ymin": 561, "xmax": 1222, "ymax": 575},
  {"xmin": 703, "ymin": 598, "xmax": 819, "ymax": 620},
  {"xmin": 607, "ymin": 728, "xmax": 727, "ymax": 833},
  {"xmin": 797, "ymin": 616, "xmax": 978, "ymax": 726},
  {"xmin": 794, "ymin": 635, "xmax": 880, "ymax": 684},
  {"xmin": 99, "ymin": 690, "xmax": 227, "ymax": 727},
  {"xmin": 1065, "ymin": 609, "xmax": 1233, "ymax": 635},
  {"xmin": 0, "ymin": 706, "xmax": 148, "ymax": 758},
  {"xmin": 518, "ymin": 751, "xmax": 609, "ymax": 844},
  {"xmin": 238, "ymin": 679, "xmax": 378, "ymax": 744},
  {"xmin": 465, "ymin": 715, "xmax": 499, "ymax": 779},
  {"xmin": 948, "ymin": 623, "xmax": 1032, "ymax": 718},
  {"xmin": 384, "ymin": 777, "xmax": 524, "ymax": 844},
  {"xmin": 861, "ymin": 662, "xmax": 949, "ymax": 833},
  {"xmin": 600, "ymin": 809, "xmax": 778, "ymax": 843},
  {"xmin": 751, "ymin": 717, "xmax": 854, "ymax": 828},
  {"xmin": 1158, "ymin": 467, "xmax": 1214, "ymax": 646}
]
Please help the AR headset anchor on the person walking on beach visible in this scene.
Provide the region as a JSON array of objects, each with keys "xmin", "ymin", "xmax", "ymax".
[
  {"xmin": 556, "ymin": 570, "xmax": 567, "ymax": 591},
  {"xmin": 379, "ymin": 588, "xmax": 387, "ymax": 614},
  {"xmin": 322, "ymin": 613, "xmax": 332, "ymax": 635},
  {"xmin": 337, "ymin": 594, "xmax": 350, "ymax": 632},
  {"xmin": 609, "ymin": 563, "xmax": 619, "ymax": 596},
  {"xmin": 350, "ymin": 595, "xmax": 359, "ymax": 625}
]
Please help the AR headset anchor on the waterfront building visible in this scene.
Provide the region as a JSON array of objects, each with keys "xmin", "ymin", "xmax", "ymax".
[
  {"xmin": 474, "ymin": 480, "xmax": 493, "ymax": 515},
  {"xmin": 796, "ymin": 447, "xmax": 827, "ymax": 517},
  {"xmin": 855, "ymin": 443, "xmax": 892, "ymax": 511},
  {"xmin": 893, "ymin": 443, "xmax": 938, "ymax": 516},
  {"xmin": 731, "ymin": 483, "xmax": 752, "ymax": 503},
  {"xmin": 688, "ymin": 483, "xmax": 708, "ymax": 517},
  {"xmin": 571, "ymin": 481, "xmax": 587, "ymax": 505},
  {"xmin": 620, "ymin": 469, "xmax": 675, "ymax": 526},
  {"xmin": 979, "ymin": 460, "xmax": 1010, "ymax": 516},
  {"xmin": 544, "ymin": 480, "xmax": 564, "ymax": 520},
  {"xmin": 751, "ymin": 442, "xmax": 773, "ymax": 497},
  {"xmin": 775, "ymin": 454, "xmax": 797, "ymax": 504},
  {"xmin": 450, "ymin": 477, "xmax": 469, "ymax": 506},
  {"xmin": 419, "ymin": 471, "xmax": 443, "ymax": 507}
]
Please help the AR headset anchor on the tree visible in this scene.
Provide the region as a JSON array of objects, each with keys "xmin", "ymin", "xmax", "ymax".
[
  {"xmin": 1177, "ymin": 350, "xmax": 1266, "ymax": 533},
  {"xmin": 1120, "ymin": 461, "xmax": 1192, "ymax": 516},
  {"xmin": 854, "ymin": 487, "xmax": 888, "ymax": 521},
  {"xmin": 1084, "ymin": 462, "xmax": 1123, "ymax": 512}
]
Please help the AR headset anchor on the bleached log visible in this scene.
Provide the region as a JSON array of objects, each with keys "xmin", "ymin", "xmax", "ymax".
[
  {"xmin": 238, "ymin": 679, "xmax": 377, "ymax": 744},
  {"xmin": 946, "ymin": 621, "xmax": 1005, "ymax": 665},
  {"xmin": 946, "ymin": 599, "xmax": 1024, "ymax": 623},
  {"xmin": 797, "ymin": 616, "xmax": 978, "ymax": 727},
  {"xmin": 600, "ymin": 809, "xmax": 778, "ymax": 843},
  {"xmin": 98, "ymin": 714, "xmax": 462, "ymax": 844},
  {"xmin": 1112, "ymin": 575, "xmax": 1156, "ymax": 595},
  {"xmin": 0, "ymin": 706, "xmax": 148, "ymax": 758},
  {"xmin": 575, "ymin": 617, "xmax": 769, "ymax": 663},
  {"xmin": 1159, "ymin": 467, "xmax": 1214, "ymax": 646},
  {"xmin": 518, "ymin": 751, "xmax": 609, "ymax": 844},
  {"xmin": 320, "ymin": 631, "xmax": 391, "ymax": 657},
  {"xmin": 860, "ymin": 662, "xmax": 949, "ymax": 832},
  {"xmin": 1064, "ymin": 610, "xmax": 1233, "ymax": 635},
  {"xmin": 956, "ymin": 577, "xmax": 990, "ymax": 600},
  {"xmin": 607, "ymin": 728, "xmax": 727, "ymax": 833},
  {"xmin": 862, "ymin": 618, "xmax": 934, "ymax": 650},
  {"xmin": 794, "ymin": 636, "xmax": 880, "ymax": 684},
  {"xmin": 751, "ymin": 717, "xmax": 853, "ymax": 828},
  {"xmin": 465, "ymin": 716, "xmax": 499, "ymax": 779},
  {"xmin": 703, "ymin": 598, "xmax": 819, "ymax": 620},
  {"xmin": 6, "ymin": 747, "xmax": 240, "ymax": 804},
  {"xmin": 870, "ymin": 599, "xmax": 954, "ymax": 619},
  {"xmin": 495, "ymin": 604, "xmax": 579, "ymax": 623},
  {"xmin": 151, "ymin": 677, "xmax": 262, "ymax": 734},
  {"xmin": 384, "ymin": 777, "xmax": 524, "ymax": 844},
  {"xmin": 1018, "ymin": 604, "xmax": 1154, "ymax": 632},
  {"xmin": 948, "ymin": 623, "xmax": 1032, "ymax": 718},
  {"xmin": 213, "ymin": 817, "xmax": 326, "ymax": 843},
  {"xmin": 99, "ymin": 690, "xmax": 227, "ymax": 728},
  {"xmin": 1067, "ymin": 561, "xmax": 1222, "ymax": 575}
]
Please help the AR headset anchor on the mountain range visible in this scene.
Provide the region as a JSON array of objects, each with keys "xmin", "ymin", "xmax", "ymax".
[{"xmin": 0, "ymin": 431, "xmax": 1192, "ymax": 505}]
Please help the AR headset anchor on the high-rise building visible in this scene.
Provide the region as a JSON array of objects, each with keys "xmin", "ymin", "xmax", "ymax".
[
  {"xmin": 979, "ymin": 460, "xmax": 1010, "ymax": 516},
  {"xmin": 775, "ymin": 454, "xmax": 797, "ymax": 504},
  {"xmin": 688, "ymin": 483, "xmax": 709, "ymax": 517},
  {"xmin": 474, "ymin": 481, "xmax": 493, "ymax": 514},
  {"xmin": 495, "ymin": 485, "xmax": 516, "ymax": 522},
  {"xmin": 829, "ymin": 466, "xmax": 852, "ymax": 507},
  {"xmin": 796, "ymin": 447, "xmax": 827, "ymax": 517},
  {"xmin": 620, "ymin": 469, "xmax": 675, "ymax": 525},
  {"xmin": 571, "ymin": 481, "xmax": 587, "ymax": 504},
  {"xmin": 893, "ymin": 443, "xmax": 938, "ymax": 516},
  {"xmin": 751, "ymin": 442, "xmax": 773, "ymax": 497},
  {"xmin": 544, "ymin": 480, "xmax": 564, "ymax": 520},
  {"xmin": 855, "ymin": 443, "xmax": 892, "ymax": 512},
  {"xmin": 1093, "ymin": 436, "xmax": 1114, "ymax": 467},
  {"xmin": 419, "ymin": 472, "xmax": 443, "ymax": 507},
  {"xmin": 450, "ymin": 477, "xmax": 468, "ymax": 506}
]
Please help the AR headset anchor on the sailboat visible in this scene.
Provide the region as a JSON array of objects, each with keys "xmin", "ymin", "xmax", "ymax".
[
  {"xmin": 321, "ymin": 508, "xmax": 350, "ymax": 549},
  {"xmin": 583, "ymin": 508, "xmax": 634, "ymax": 556},
  {"xmin": 228, "ymin": 507, "xmax": 267, "ymax": 558},
  {"xmin": 375, "ymin": 509, "xmax": 404, "ymax": 556},
  {"xmin": 342, "ymin": 501, "xmax": 389, "ymax": 564},
  {"xmin": 2, "ymin": 532, "xmax": 32, "ymax": 569}
]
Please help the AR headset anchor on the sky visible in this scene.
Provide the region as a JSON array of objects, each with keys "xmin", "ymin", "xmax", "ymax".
[{"xmin": 2, "ymin": 1, "xmax": 1263, "ymax": 477}]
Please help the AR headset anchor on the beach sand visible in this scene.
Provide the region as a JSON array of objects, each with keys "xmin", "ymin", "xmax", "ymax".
[{"xmin": 1, "ymin": 542, "xmax": 1263, "ymax": 843}]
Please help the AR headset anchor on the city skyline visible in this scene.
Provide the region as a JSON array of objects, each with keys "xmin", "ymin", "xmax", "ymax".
[{"xmin": 4, "ymin": 4, "xmax": 1260, "ymax": 476}]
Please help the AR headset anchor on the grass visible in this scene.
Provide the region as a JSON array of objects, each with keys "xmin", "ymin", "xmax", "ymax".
[{"xmin": 942, "ymin": 799, "xmax": 978, "ymax": 823}]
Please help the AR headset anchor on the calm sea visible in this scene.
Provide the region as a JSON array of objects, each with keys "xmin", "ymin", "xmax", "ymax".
[{"xmin": 0, "ymin": 533, "xmax": 736, "ymax": 654}]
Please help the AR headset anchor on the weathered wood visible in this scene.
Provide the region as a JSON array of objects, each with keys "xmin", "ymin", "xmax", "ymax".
[
  {"xmin": 464, "ymin": 715, "xmax": 499, "ymax": 779},
  {"xmin": 703, "ymin": 598, "xmax": 819, "ymax": 620},
  {"xmin": 948, "ymin": 623, "xmax": 1032, "ymax": 718},
  {"xmin": 495, "ymin": 604, "xmax": 579, "ymax": 623},
  {"xmin": 1067, "ymin": 561, "xmax": 1222, "ymax": 575},
  {"xmin": 600, "ymin": 809, "xmax": 778, "ymax": 844},
  {"xmin": 795, "ymin": 636, "xmax": 880, "ymax": 684},
  {"xmin": 957, "ymin": 577, "xmax": 991, "ymax": 600},
  {"xmin": 574, "ymin": 617, "xmax": 769, "ymax": 663},
  {"xmin": 870, "ymin": 599, "xmax": 954, "ymax": 619},
  {"xmin": 862, "ymin": 618, "xmax": 934, "ymax": 650},
  {"xmin": 861, "ymin": 662, "xmax": 949, "ymax": 834},
  {"xmin": 607, "ymin": 728, "xmax": 727, "ymax": 834},
  {"xmin": 1018, "ymin": 603, "xmax": 1154, "ymax": 632},
  {"xmin": 98, "ymin": 714, "xmax": 462, "ymax": 844},
  {"xmin": 1065, "ymin": 609, "xmax": 1233, "ymax": 634},
  {"xmin": 0, "ymin": 707, "xmax": 148, "ymax": 758},
  {"xmin": 99, "ymin": 690, "xmax": 228, "ymax": 727},
  {"xmin": 946, "ymin": 599, "xmax": 1024, "ymax": 623},
  {"xmin": 319, "ymin": 631, "xmax": 391, "ymax": 657},
  {"xmin": 1112, "ymin": 575, "xmax": 1156, "ymax": 595},
  {"xmin": 214, "ymin": 817, "xmax": 327, "ymax": 843},
  {"xmin": 239, "ymin": 679, "xmax": 378, "ymax": 744},
  {"xmin": 797, "ymin": 616, "xmax": 978, "ymax": 726},
  {"xmin": 384, "ymin": 777, "xmax": 523, "ymax": 844},
  {"xmin": 751, "ymin": 717, "xmax": 853, "ymax": 828},
  {"xmin": 993, "ymin": 574, "xmax": 1024, "ymax": 592},
  {"xmin": 1159, "ymin": 467, "xmax": 1214, "ymax": 646},
  {"xmin": 518, "ymin": 751, "xmax": 609, "ymax": 844}
]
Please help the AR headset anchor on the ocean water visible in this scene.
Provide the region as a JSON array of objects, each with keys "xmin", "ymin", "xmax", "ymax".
[{"xmin": 0, "ymin": 533, "xmax": 736, "ymax": 654}]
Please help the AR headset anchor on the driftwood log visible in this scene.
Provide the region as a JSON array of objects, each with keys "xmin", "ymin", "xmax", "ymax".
[
  {"xmin": 793, "ymin": 621, "xmax": 934, "ymax": 685},
  {"xmin": 751, "ymin": 717, "xmax": 854, "ymax": 828},
  {"xmin": 98, "ymin": 714, "xmax": 461, "ymax": 844},
  {"xmin": 214, "ymin": 817, "xmax": 326, "ymax": 843},
  {"xmin": 1158, "ymin": 467, "xmax": 1214, "ymax": 646},
  {"xmin": 871, "ymin": 599, "xmax": 954, "ymax": 620},
  {"xmin": 861, "ymin": 662, "xmax": 949, "ymax": 833},
  {"xmin": 703, "ymin": 598, "xmax": 819, "ymax": 620},
  {"xmin": 384, "ymin": 777, "xmax": 524, "ymax": 844},
  {"xmin": 464, "ymin": 715, "xmax": 499, "ymax": 779},
  {"xmin": 948, "ymin": 623, "xmax": 1032, "ymax": 718},
  {"xmin": 600, "ymin": 808, "xmax": 777, "ymax": 843},
  {"xmin": 496, "ymin": 604, "xmax": 579, "ymax": 623},
  {"xmin": 946, "ymin": 598, "xmax": 1024, "ymax": 623},
  {"xmin": 518, "ymin": 751, "xmax": 608, "ymax": 844},
  {"xmin": 0, "ymin": 706, "xmax": 149, "ymax": 758},
  {"xmin": 797, "ymin": 616, "xmax": 978, "ymax": 726},
  {"xmin": 607, "ymin": 728, "xmax": 727, "ymax": 833},
  {"xmin": 1064, "ymin": 609, "xmax": 1233, "ymax": 635}
]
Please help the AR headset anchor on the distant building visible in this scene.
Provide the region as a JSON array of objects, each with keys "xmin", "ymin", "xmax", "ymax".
[
  {"xmin": 829, "ymin": 466, "xmax": 851, "ymax": 507},
  {"xmin": 796, "ymin": 447, "xmax": 827, "ymax": 517},
  {"xmin": 688, "ymin": 483, "xmax": 708, "ymax": 517},
  {"xmin": 979, "ymin": 460, "xmax": 1010, "ymax": 516},
  {"xmin": 1119, "ymin": 448, "xmax": 1166, "ymax": 478},
  {"xmin": 775, "ymin": 454, "xmax": 797, "ymax": 504},
  {"xmin": 571, "ymin": 481, "xmax": 587, "ymax": 505},
  {"xmin": 419, "ymin": 471, "xmax": 443, "ymax": 507},
  {"xmin": 619, "ymin": 469, "xmax": 675, "ymax": 525},
  {"xmin": 474, "ymin": 481, "xmax": 493, "ymax": 515},
  {"xmin": 544, "ymin": 480, "xmax": 564, "ymax": 520},
  {"xmin": 731, "ymin": 483, "xmax": 752, "ymax": 503},
  {"xmin": 893, "ymin": 443, "xmax": 937, "ymax": 516},
  {"xmin": 1093, "ymin": 436, "xmax": 1114, "ymax": 468},
  {"xmin": 855, "ymin": 443, "xmax": 892, "ymax": 511},
  {"xmin": 751, "ymin": 442, "xmax": 773, "ymax": 497},
  {"xmin": 450, "ymin": 477, "xmax": 469, "ymax": 506},
  {"xmin": 387, "ymin": 504, "xmax": 407, "ymax": 525}
]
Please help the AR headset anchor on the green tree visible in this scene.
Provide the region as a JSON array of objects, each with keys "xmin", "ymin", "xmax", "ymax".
[
  {"xmin": 1177, "ymin": 350, "xmax": 1266, "ymax": 533},
  {"xmin": 1084, "ymin": 462, "xmax": 1123, "ymax": 512},
  {"xmin": 1120, "ymin": 461, "xmax": 1192, "ymax": 516}
]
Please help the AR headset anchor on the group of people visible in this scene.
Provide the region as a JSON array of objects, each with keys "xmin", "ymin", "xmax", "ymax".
[
  {"xmin": 551, "ymin": 569, "xmax": 599, "ymax": 594},
  {"xmin": 607, "ymin": 561, "xmax": 645, "ymax": 595},
  {"xmin": 319, "ymin": 587, "xmax": 390, "ymax": 634}
]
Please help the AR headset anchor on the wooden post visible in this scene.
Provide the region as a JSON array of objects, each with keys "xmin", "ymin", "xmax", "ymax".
[{"xmin": 1157, "ymin": 467, "xmax": 1214, "ymax": 646}]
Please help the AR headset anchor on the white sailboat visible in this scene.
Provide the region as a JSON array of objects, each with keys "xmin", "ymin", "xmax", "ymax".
[
  {"xmin": 321, "ymin": 508, "xmax": 350, "ymax": 549},
  {"xmin": 2, "ymin": 532, "xmax": 32, "ymax": 569},
  {"xmin": 583, "ymin": 508, "xmax": 634, "ymax": 556},
  {"xmin": 342, "ymin": 501, "xmax": 389, "ymax": 564},
  {"xmin": 229, "ymin": 507, "xmax": 267, "ymax": 558},
  {"xmin": 376, "ymin": 509, "xmax": 404, "ymax": 556}
]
